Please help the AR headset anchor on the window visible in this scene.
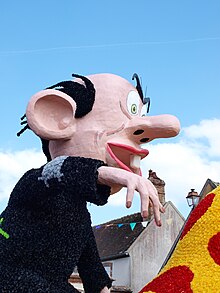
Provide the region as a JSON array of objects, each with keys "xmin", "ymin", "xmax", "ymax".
[{"xmin": 103, "ymin": 262, "xmax": 113, "ymax": 278}]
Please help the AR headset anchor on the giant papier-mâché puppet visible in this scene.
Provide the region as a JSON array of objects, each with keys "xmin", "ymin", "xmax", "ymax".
[{"xmin": 0, "ymin": 73, "xmax": 180, "ymax": 293}]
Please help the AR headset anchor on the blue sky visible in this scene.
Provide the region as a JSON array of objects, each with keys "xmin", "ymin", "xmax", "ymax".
[{"xmin": 1, "ymin": 1, "xmax": 220, "ymax": 225}]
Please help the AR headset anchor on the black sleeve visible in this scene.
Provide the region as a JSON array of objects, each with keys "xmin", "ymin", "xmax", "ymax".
[
  {"xmin": 61, "ymin": 156, "xmax": 111, "ymax": 206},
  {"xmin": 77, "ymin": 229, "xmax": 112, "ymax": 293}
]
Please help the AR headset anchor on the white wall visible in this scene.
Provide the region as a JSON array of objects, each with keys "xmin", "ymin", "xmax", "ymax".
[
  {"xmin": 104, "ymin": 257, "xmax": 131, "ymax": 287},
  {"xmin": 128, "ymin": 203, "xmax": 184, "ymax": 292}
]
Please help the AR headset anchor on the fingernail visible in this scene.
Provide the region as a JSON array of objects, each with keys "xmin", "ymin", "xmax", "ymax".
[
  {"xmin": 142, "ymin": 211, "xmax": 148, "ymax": 218},
  {"xmin": 157, "ymin": 220, "xmax": 162, "ymax": 227},
  {"xmin": 126, "ymin": 201, "xmax": 131, "ymax": 208}
]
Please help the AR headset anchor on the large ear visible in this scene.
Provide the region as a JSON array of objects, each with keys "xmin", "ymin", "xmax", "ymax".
[{"xmin": 26, "ymin": 89, "xmax": 76, "ymax": 140}]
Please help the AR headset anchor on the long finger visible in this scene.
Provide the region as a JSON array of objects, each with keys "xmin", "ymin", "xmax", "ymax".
[
  {"xmin": 150, "ymin": 195, "xmax": 162, "ymax": 226},
  {"xmin": 126, "ymin": 187, "xmax": 135, "ymax": 208},
  {"xmin": 149, "ymin": 199, "xmax": 165, "ymax": 213},
  {"xmin": 159, "ymin": 202, "xmax": 165, "ymax": 213},
  {"xmin": 140, "ymin": 192, "xmax": 149, "ymax": 219}
]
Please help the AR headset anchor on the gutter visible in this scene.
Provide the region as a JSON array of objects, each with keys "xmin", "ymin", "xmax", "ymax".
[{"xmin": 101, "ymin": 252, "xmax": 129, "ymax": 262}]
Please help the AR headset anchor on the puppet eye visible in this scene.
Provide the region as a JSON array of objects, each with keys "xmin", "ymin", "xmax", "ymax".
[
  {"xmin": 131, "ymin": 104, "xmax": 137, "ymax": 114},
  {"xmin": 127, "ymin": 91, "xmax": 141, "ymax": 116}
]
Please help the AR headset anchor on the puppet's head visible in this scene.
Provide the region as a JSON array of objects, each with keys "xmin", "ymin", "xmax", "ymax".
[{"xmin": 19, "ymin": 73, "xmax": 180, "ymax": 191}]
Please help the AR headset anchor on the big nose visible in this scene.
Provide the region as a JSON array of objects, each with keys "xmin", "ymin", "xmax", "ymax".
[{"xmin": 126, "ymin": 114, "xmax": 181, "ymax": 144}]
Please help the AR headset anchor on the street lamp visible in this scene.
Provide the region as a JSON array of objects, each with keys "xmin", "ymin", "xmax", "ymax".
[{"xmin": 186, "ymin": 188, "xmax": 200, "ymax": 208}]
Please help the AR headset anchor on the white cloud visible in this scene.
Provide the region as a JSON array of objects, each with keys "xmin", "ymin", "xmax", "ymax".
[
  {"xmin": 182, "ymin": 118, "xmax": 220, "ymax": 157},
  {"xmin": 0, "ymin": 150, "xmax": 46, "ymax": 203},
  {"xmin": 108, "ymin": 187, "xmax": 127, "ymax": 206}
]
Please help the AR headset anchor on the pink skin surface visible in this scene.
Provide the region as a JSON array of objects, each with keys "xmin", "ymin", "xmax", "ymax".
[{"xmin": 26, "ymin": 73, "xmax": 180, "ymax": 228}]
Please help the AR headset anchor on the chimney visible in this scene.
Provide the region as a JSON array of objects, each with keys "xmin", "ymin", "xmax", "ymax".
[{"xmin": 148, "ymin": 170, "xmax": 166, "ymax": 205}]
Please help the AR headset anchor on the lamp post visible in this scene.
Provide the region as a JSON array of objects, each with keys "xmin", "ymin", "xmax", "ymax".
[{"xmin": 186, "ymin": 188, "xmax": 200, "ymax": 208}]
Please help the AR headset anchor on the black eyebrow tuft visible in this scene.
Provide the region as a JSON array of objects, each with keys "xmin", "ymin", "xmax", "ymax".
[
  {"xmin": 132, "ymin": 73, "xmax": 151, "ymax": 113},
  {"xmin": 132, "ymin": 73, "xmax": 144, "ymax": 102}
]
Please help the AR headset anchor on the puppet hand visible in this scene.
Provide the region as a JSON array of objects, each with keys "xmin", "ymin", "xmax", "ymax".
[
  {"xmin": 100, "ymin": 287, "xmax": 110, "ymax": 293},
  {"xmin": 98, "ymin": 166, "xmax": 165, "ymax": 226}
]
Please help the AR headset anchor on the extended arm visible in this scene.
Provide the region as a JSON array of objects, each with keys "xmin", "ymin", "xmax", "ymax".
[{"xmin": 98, "ymin": 166, "xmax": 165, "ymax": 226}]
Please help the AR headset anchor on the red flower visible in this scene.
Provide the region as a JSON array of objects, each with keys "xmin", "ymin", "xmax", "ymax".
[
  {"xmin": 208, "ymin": 232, "xmax": 220, "ymax": 266},
  {"xmin": 139, "ymin": 265, "xmax": 194, "ymax": 293}
]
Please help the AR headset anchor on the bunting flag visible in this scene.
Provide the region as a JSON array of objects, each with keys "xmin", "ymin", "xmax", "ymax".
[
  {"xmin": 130, "ymin": 222, "xmax": 136, "ymax": 231},
  {"xmin": 142, "ymin": 221, "xmax": 148, "ymax": 228},
  {"xmin": 94, "ymin": 220, "xmax": 149, "ymax": 230}
]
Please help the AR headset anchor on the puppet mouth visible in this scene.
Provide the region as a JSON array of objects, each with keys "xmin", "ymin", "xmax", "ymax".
[{"xmin": 107, "ymin": 142, "xmax": 149, "ymax": 175}]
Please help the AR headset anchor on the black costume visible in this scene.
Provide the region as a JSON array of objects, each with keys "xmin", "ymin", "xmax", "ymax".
[{"xmin": 0, "ymin": 156, "xmax": 112, "ymax": 292}]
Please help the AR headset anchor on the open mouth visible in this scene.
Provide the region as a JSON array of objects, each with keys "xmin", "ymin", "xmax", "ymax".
[{"xmin": 107, "ymin": 142, "xmax": 149, "ymax": 174}]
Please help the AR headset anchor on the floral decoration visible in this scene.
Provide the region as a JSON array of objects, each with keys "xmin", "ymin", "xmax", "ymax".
[{"xmin": 139, "ymin": 186, "xmax": 220, "ymax": 293}]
